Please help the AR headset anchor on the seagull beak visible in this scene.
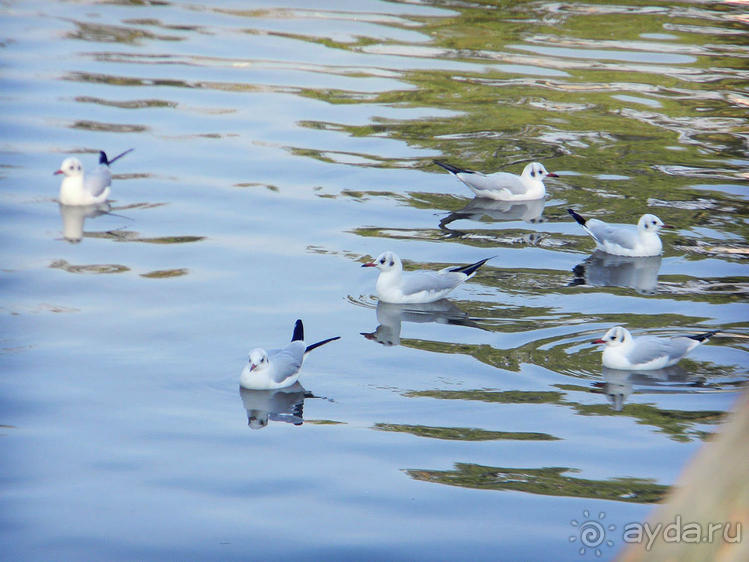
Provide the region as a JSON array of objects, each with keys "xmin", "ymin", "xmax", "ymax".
[
  {"xmin": 249, "ymin": 363, "xmax": 256, "ymax": 372},
  {"xmin": 591, "ymin": 338, "xmax": 606, "ymax": 344},
  {"xmin": 661, "ymin": 224, "xmax": 674, "ymax": 229},
  {"xmin": 54, "ymin": 170, "xmax": 63, "ymax": 175},
  {"xmin": 362, "ymin": 262, "xmax": 376, "ymax": 268},
  {"xmin": 546, "ymin": 172, "xmax": 559, "ymax": 178},
  {"xmin": 360, "ymin": 331, "xmax": 376, "ymax": 340}
]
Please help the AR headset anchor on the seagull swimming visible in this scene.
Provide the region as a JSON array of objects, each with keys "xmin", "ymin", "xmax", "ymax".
[
  {"xmin": 434, "ymin": 160, "xmax": 557, "ymax": 201},
  {"xmin": 55, "ymin": 149, "xmax": 133, "ymax": 206},
  {"xmin": 240, "ymin": 319, "xmax": 340, "ymax": 390},
  {"xmin": 593, "ymin": 326, "xmax": 718, "ymax": 370},
  {"xmin": 568, "ymin": 208, "xmax": 671, "ymax": 257},
  {"xmin": 362, "ymin": 251, "xmax": 492, "ymax": 304}
]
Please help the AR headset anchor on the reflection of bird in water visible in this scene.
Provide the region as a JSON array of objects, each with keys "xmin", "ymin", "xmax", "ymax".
[
  {"xmin": 434, "ymin": 160, "xmax": 557, "ymax": 200},
  {"xmin": 361, "ymin": 299, "xmax": 483, "ymax": 346},
  {"xmin": 55, "ymin": 149, "xmax": 133, "ymax": 206},
  {"xmin": 439, "ymin": 197, "xmax": 546, "ymax": 236},
  {"xmin": 239, "ymin": 382, "xmax": 309, "ymax": 429},
  {"xmin": 58, "ymin": 202, "xmax": 110, "ymax": 243},
  {"xmin": 570, "ymin": 251, "xmax": 662, "ymax": 294},
  {"xmin": 595, "ymin": 365, "xmax": 704, "ymax": 411},
  {"xmin": 592, "ymin": 326, "xmax": 719, "ymax": 370}
]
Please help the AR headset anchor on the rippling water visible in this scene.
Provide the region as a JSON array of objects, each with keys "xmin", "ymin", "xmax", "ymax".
[{"xmin": 1, "ymin": 1, "xmax": 747, "ymax": 560}]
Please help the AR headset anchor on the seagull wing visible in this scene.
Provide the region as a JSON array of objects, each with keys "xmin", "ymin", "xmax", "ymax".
[
  {"xmin": 268, "ymin": 341, "xmax": 305, "ymax": 384},
  {"xmin": 400, "ymin": 270, "xmax": 462, "ymax": 297},
  {"xmin": 586, "ymin": 220, "xmax": 639, "ymax": 250},
  {"xmin": 83, "ymin": 165, "xmax": 112, "ymax": 198},
  {"xmin": 482, "ymin": 171, "xmax": 528, "ymax": 194},
  {"xmin": 626, "ymin": 337, "xmax": 673, "ymax": 366}
]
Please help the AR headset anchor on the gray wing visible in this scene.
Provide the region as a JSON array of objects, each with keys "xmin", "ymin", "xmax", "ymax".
[
  {"xmin": 461, "ymin": 171, "xmax": 525, "ymax": 194},
  {"xmin": 400, "ymin": 270, "xmax": 461, "ymax": 296},
  {"xmin": 586, "ymin": 219, "xmax": 638, "ymax": 250},
  {"xmin": 627, "ymin": 336, "xmax": 689, "ymax": 365},
  {"xmin": 83, "ymin": 166, "xmax": 112, "ymax": 198},
  {"xmin": 268, "ymin": 341, "xmax": 305, "ymax": 384}
]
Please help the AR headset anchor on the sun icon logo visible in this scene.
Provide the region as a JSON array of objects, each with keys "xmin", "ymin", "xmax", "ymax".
[{"xmin": 569, "ymin": 509, "xmax": 616, "ymax": 557}]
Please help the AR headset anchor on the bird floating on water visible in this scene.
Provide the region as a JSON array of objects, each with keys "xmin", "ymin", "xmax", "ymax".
[
  {"xmin": 568, "ymin": 208, "xmax": 671, "ymax": 257},
  {"xmin": 240, "ymin": 319, "xmax": 340, "ymax": 390},
  {"xmin": 592, "ymin": 326, "xmax": 718, "ymax": 370},
  {"xmin": 362, "ymin": 251, "xmax": 491, "ymax": 304},
  {"xmin": 55, "ymin": 148, "xmax": 133, "ymax": 206},
  {"xmin": 434, "ymin": 160, "xmax": 557, "ymax": 201}
]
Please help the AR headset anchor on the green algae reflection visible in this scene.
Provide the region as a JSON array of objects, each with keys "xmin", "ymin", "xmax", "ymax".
[{"xmin": 408, "ymin": 464, "xmax": 667, "ymax": 504}]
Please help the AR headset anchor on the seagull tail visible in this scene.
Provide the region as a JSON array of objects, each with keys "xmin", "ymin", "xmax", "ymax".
[
  {"xmin": 567, "ymin": 208, "xmax": 587, "ymax": 226},
  {"xmin": 433, "ymin": 160, "xmax": 472, "ymax": 175},
  {"xmin": 449, "ymin": 257, "xmax": 493, "ymax": 277},
  {"xmin": 291, "ymin": 319, "xmax": 304, "ymax": 342},
  {"xmin": 305, "ymin": 336, "xmax": 341, "ymax": 355},
  {"xmin": 105, "ymin": 148, "xmax": 135, "ymax": 167},
  {"xmin": 687, "ymin": 330, "xmax": 719, "ymax": 343}
]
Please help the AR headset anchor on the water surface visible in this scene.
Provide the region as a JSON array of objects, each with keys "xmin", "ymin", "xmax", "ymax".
[{"xmin": 1, "ymin": 1, "xmax": 747, "ymax": 560}]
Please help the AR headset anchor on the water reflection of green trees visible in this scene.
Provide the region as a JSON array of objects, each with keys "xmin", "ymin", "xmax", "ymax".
[
  {"xmin": 404, "ymin": 389, "xmax": 725, "ymax": 442},
  {"xmin": 407, "ymin": 463, "xmax": 668, "ymax": 504}
]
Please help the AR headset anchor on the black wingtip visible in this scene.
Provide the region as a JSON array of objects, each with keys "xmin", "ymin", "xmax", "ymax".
[
  {"xmin": 99, "ymin": 151, "xmax": 109, "ymax": 165},
  {"xmin": 434, "ymin": 160, "xmax": 471, "ymax": 175},
  {"xmin": 305, "ymin": 336, "xmax": 341, "ymax": 354},
  {"xmin": 292, "ymin": 319, "xmax": 304, "ymax": 342},
  {"xmin": 687, "ymin": 330, "xmax": 719, "ymax": 342},
  {"xmin": 568, "ymin": 208, "xmax": 587, "ymax": 226},
  {"xmin": 106, "ymin": 148, "xmax": 134, "ymax": 166},
  {"xmin": 450, "ymin": 256, "xmax": 493, "ymax": 276}
]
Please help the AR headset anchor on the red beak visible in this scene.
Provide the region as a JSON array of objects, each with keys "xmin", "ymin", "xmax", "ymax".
[
  {"xmin": 53, "ymin": 170, "xmax": 63, "ymax": 175},
  {"xmin": 361, "ymin": 262, "xmax": 376, "ymax": 268},
  {"xmin": 592, "ymin": 338, "xmax": 605, "ymax": 344},
  {"xmin": 661, "ymin": 224, "xmax": 674, "ymax": 229},
  {"xmin": 546, "ymin": 172, "xmax": 559, "ymax": 178}
]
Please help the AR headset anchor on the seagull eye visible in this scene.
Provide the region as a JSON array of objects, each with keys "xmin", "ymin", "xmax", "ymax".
[
  {"xmin": 389, "ymin": 261, "xmax": 394, "ymax": 266},
  {"xmin": 530, "ymin": 170, "xmax": 536, "ymax": 177},
  {"xmin": 379, "ymin": 258, "xmax": 386, "ymax": 264}
]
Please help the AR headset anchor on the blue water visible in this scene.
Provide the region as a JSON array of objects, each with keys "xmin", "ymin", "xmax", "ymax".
[{"xmin": 1, "ymin": 1, "xmax": 747, "ymax": 560}]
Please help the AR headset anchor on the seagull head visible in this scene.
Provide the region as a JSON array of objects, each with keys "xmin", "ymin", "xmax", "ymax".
[
  {"xmin": 592, "ymin": 326, "xmax": 632, "ymax": 346},
  {"xmin": 522, "ymin": 162, "xmax": 558, "ymax": 180},
  {"xmin": 638, "ymin": 214, "xmax": 671, "ymax": 232},
  {"xmin": 362, "ymin": 251, "xmax": 401, "ymax": 272},
  {"xmin": 248, "ymin": 348, "xmax": 269, "ymax": 373},
  {"xmin": 54, "ymin": 157, "xmax": 83, "ymax": 177}
]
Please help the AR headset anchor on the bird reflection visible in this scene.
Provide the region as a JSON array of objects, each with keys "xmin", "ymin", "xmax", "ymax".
[
  {"xmin": 239, "ymin": 382, "xmax": 311, "ymax": 429},
  {"xmin": 570, "ymin": 251, "xmax": 662, "ymax": 294},
  {"xmin": 439, "ymin": 197, "xmax": 546, "ymax": 235},
  {"xmin": 361, "ymin": 299, "xmax": 482, "ymax": 346},
  {"xmin": 594, "ymin": 366, "xmax": 705, "ymax": 411},
  {"xmin": 59, "ymin": 202, "xmax": 110, "ymax": 243}
]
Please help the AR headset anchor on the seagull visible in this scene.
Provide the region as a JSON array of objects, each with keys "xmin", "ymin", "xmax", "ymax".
[
  {"xmin": 55, "ymin": 149, "xmax": 133, "ymax": 206},
  {"xmin": 592, "ymin": 326, "xmax": 719, "ymax": 370},
  {"xmin": 567, "ymin": 208, "xmax": 671, "ymax": 257},
  {"xmin": 434, "ymin": 160, "xmax": 557, "ymax": 201},
  {"xmin": 240, "ymin": 319, "xmax": 340, "ymax": 390},
  {"xmin": 362, "ymin": 251, "xmax": 492, "ymax": 304}
]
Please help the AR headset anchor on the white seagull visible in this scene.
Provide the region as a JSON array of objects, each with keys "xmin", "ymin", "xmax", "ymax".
[
  {"xmin": 55, "ymin": 149, "xmax": 133, "ymax": 206},
  {"xmin": 240, "ymin": 319, "xmax": 340, "ymax": 390},
  {"xmin": 362, "ymin": 251, "xmax": 492, "ymax": 304},
  {"xmin": 593, "ymin": 326, "xmax": 719, "ymax": 370},
  {"xmin": 568, "ymin": 208, "xmax": 671, "ymax": 257},
  {"xmin": 434, "ymin": 160, "xmax": 557, "ymax": 201}
]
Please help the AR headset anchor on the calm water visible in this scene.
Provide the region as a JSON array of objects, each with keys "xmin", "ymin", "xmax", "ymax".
[{"xmin": 1, "ymin": 1, "xmax": 748, "ymax": 560}]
